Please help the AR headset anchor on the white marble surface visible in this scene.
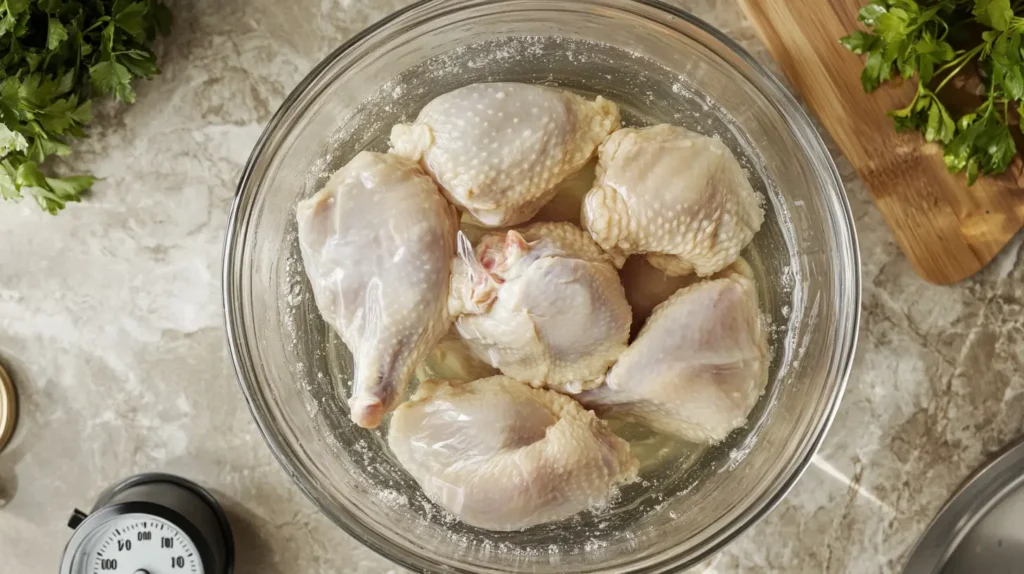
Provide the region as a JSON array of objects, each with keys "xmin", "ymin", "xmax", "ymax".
[{"xmin": 1, "ymin": 1, "xmax": 1022, "ymax": 573}]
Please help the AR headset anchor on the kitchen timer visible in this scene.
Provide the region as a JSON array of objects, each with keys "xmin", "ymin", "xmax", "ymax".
[{"xmin": 59, "ymin": 473, "xmax": 233, "ymax": 574}]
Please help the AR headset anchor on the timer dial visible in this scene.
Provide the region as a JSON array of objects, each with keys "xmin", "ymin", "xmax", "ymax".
[
  {"xmin": 74, "ymin": 513, "xmax": 204, "ymax": 574},
  {"xmin": 60, "ymin": 474, "xmax": 232, "ymax": 574}
]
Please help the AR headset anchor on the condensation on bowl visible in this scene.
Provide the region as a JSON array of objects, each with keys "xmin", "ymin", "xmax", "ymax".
[{"xmin": 276, "ymin": 35, "xmax": 804, "ymax": 553}]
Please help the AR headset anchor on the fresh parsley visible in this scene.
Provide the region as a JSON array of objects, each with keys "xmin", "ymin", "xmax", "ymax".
[
  {"xmin": 0, "ymin": 0, "xmax": 171, "ymax": 214},
  {"xmin": 842, "ymin": 0, "xmax": 1024, "ymax": 184}
]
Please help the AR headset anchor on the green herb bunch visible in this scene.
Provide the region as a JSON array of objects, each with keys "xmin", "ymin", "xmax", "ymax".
[
  {"xmin": 0, "ymin": 0, "xmax": 170, "ymax": 214},
  {"xmin": 842, "ymin": 0, "xmax": 1024, "ymax": 184}
]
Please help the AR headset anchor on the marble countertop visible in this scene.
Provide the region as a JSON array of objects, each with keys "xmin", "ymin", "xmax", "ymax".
[{"xmin": 1, "ymin": 0, "xmax": 1022, "ymax": 572}]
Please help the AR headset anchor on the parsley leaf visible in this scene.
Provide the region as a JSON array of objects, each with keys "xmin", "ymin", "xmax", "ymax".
[
  {"xmin": 90, "ymin": 60, "xmax": 135, "ymax": 103},
  {"xmin": 974, "ymin": 0, "xmax": 1014, "ymax": 31},
  {"xmin": 46, "ymin": 16, "xmax": 66, "ymax": 49},
  {"xmin": 0, "ymin": 0, "xmax": 172, "ymax": 213},
  {"xmin": 841, "ymin": 30, "xmax": 880, "ymax": 54},
  {"xmin": 944, "ymin": 106, "xmax": 1017, "ymax": 183},
  {"xmin": 0, "ymin": 124, "xmax": 28, "ymax": 155},
  {"xmin": 842, "ymin": 0, "xmax": 1024, "ymax": 184},
  {"xmin": 114, "ymin": 0, "xmax": 149, "ymax": 36},
  {"xmin": 890, "ymin": 87, "xmax": 957, "ymax": 143}
]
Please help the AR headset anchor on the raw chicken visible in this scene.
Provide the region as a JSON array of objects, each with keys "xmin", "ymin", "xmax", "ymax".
[
  {"xmin": 582, "ymin": 124, "xmax": 764, "ymax": 277},
  {"xmin": 296, "ymin": 151, "xmax": 457, "ymax": 429},
  {"xmin": 449, "ymin": 222, "xmax": 632, "ymax": 394},
  {"xmin": 388, "ymin": 376, "xmax": 638, "ymax": 531},
  {"xmin": 391, "ymin": 83, "xmax": 620, "ymax": 227},
  {"xmin": 414, "ymin": 330, "xmax": 498, "ymax": 384},
  {"xmin": 578, "ymin": 267, "xmax": 769, "ymax": 443}
]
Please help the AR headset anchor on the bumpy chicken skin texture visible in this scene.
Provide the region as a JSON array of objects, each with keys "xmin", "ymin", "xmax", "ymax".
[
  {"xmin": 578, "ymin": 268, "xmax": 769, "ymax": 443},
  {"xmin": 582, "ymin": 124, "xmax": 764, "ymax": 277},
  {"xmin": 449, "ymin": 222, "xmax": 632, "ymax": 394},
  {"xmin": 295, "ymin": 152, "xmax": 457, "ymax": 429},
  {"xmin": 388, "ymin": 376, "xmax": 638, "ymax": 531},
  {"xmin": 390, "ymin": 83, "xmax": 620, "ymax": 227}
]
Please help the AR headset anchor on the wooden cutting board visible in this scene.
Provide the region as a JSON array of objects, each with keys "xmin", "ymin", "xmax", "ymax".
[{"xmin": 739, "ymin": 0, "xmax": 1024, "ymax": 284}]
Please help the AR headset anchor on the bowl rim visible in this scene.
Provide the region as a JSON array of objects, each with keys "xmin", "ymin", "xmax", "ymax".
[{"xmin": 223, "ymin": 0, "xmax": 862, "ymax": 571}]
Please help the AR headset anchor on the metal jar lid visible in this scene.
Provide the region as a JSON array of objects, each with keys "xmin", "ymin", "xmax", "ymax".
[
  {"xmin": 0, "ymin": 362, "xmax": 16, "ymax": 453},
  {"xmin": 903, "ymin": 437, "xmax": 1024, "ymax": 573}
]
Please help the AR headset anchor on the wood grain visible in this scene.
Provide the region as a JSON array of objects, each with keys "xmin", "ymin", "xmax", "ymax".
[{"xmin": 740, "ymin": 0, "xmax": 1024, "ymax": 284}]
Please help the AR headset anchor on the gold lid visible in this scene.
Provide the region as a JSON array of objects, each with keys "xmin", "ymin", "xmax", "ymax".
[{"xmin": 0, "ymin": 363, "xmax": 16, "ymax": 453}]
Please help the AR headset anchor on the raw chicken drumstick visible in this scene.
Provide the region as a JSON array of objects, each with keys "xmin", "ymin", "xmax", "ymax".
[
  {"xmin": 578, "ymin": 265, "xmax": 769, "ymax": 443},
  {"xmin": 388, "ymin": 376, "xmax": 638, "ymax": 531},
  {"xmin": 449, "ymin": 222, "xmax": 632, "ymax": 394},
  {"xmin": 391, "ymin": 82, "xmax": 620, "ymax": 227},
  {"xmin": 295, "ymin": 151, "xmax": 457, "ymax": 429},
  {"xmin": 582, "ymin": 124, "xmax": 764, "ymax": 277}
]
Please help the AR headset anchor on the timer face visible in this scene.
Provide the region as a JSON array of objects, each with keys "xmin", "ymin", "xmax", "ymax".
[{"xmin": 73, "ymin": 513, "xmax": 204, "ymax": 574}]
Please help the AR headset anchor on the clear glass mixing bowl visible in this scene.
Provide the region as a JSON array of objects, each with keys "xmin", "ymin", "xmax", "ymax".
[{"xmin": 223, "ymin": 0, "xmax": 861, "ymax": 571}]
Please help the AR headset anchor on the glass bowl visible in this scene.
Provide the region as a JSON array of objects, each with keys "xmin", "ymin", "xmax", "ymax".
[{"xmin": 223, "ymin": 0, "xmax": 861, "ymax": 571}]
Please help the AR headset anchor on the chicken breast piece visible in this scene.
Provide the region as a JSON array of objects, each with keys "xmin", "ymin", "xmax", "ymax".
[
  {"xmin": 391, "ymin": 83, "xmax": 620, "ymax": 227},
  {"xmin": 578, "ymin": 268, "xmax": 769, "ymax": 443},
  {"xmin": 449, "ymin": 222, "xmax": 632, "ymax": 394},
  {"xmin": 296, "ymin": 151, "xmax": 457, "ymax": 429},
  {"xmin": 582, "ymin": 124, "xmax": 764, "ymax": 277},
  {"xmin": 389, "ymin": 376, "xmax": 638, "ymax": 531}
]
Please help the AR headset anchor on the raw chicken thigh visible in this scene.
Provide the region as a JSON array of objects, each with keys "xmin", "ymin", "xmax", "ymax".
[
  {"xmin": 391, "ymin": 83, "xmax": 620, "ymax": 227},
  {"xmin": 388, "ymin": 376, "xmax": 638, "ymax": 531},
  {"xmin": 578, "ymin": 266, "xmax": 769, "ymax": 443},
  {"xmin": 449, "ymin": 222, "xmax": 632, "ymax": 394},
  {"xmin": 582, "ymin": 124, "xmax": 764, "ymax": 277},
  {"xmin": 295, "ymin": 151, "xmax": 457, "ymax": 429}
]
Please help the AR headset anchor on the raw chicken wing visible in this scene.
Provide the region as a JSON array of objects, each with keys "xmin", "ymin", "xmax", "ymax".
[
  {"xmin": 296, "ymin": 151, "xmax": 457, "ymax": 429},
  {"xmin": 388, "ymin": 376, "xmax": 638, "ymax": 531},
  {"xmin": 449, "ymin": 222, "xmax": 632, "ymax": 394},
  {"xmin": 391, "ymin": 83, "xmax": 620, "ymax": 227},
  {"xmin": 579, "ymin": 267, "xmax": 769, "ymax": 443},
  {"xmin": 582, "ymin": 124, "xmax": 764, "ymax": 277}
]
